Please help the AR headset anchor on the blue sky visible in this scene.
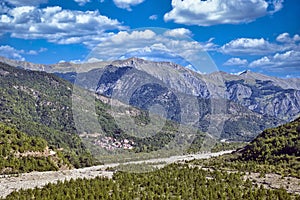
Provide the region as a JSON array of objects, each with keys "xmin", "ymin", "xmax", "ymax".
[{"xmin": 0, "ymin": 0, "xmax": 299, "ymax": 77}]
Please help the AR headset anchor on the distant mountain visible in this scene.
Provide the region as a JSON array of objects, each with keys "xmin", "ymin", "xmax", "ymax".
[
  {"xmin": 54, "ymin": 58, "xmax": 283, "ymax": 141},
  {"xmin": 1, "ymin": 57, "xmax": 299, "ymax": 141}
]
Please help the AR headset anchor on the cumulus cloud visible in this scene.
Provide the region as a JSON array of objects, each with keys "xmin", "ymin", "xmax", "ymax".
[
  {"xmin": 2, "ymin": 0, "xmax": 48, "ymax": 7},
  {"xmin": 164, "ymin": 28, "xmax": 192, "ymax": 38},
  {"xmin": 74, "ymin": 0, "xmax": 90, "ymax": 6},
  {"xmin": 149, "ymin": 14, "xmax": 157, "ymax": 20},
  {"xmin": 220, "ymin": 38, "xmax": 278, "ymax": 55},
  {"xmin": 276, "ymin": 32, "xmax": 300, "ymax": 44},
  {"xmin": 87, "ymin": 29, "xmax": 217, "ymax": 71},
  {"xmin": 164, "ymin": 0, "xmax": 284, "ymax": 26},
  {"xmin": 0, "ymin": 6, "xmax": 125, "ymax": 48},
  {"xmin": 0, "ymin": 45, "xmax": 48, "ymax": 60},
  {"xmin": 249, "ymin": 50, "xmax": 300, "ymax": 73},
  {"xmin": 223, "ymin": 58, "xmax": 248, "ymax": 66},
  {"xmin": 220, "ymin": 33, "xmax": 300, "ymax": 55},
  {"xmin": 0, "ymin": 45, "xmax": 24, "ymax": 60},
  {"xmin": 113, "ymin": 0, "xmax": 145, "ymax": 11}
]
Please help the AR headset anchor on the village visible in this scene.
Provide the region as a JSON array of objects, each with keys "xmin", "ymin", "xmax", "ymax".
[{"xmin": 94, "ymin": 136, "xmax": 135, "ymax": 151}]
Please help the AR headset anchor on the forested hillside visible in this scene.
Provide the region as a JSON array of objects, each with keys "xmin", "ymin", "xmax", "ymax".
[
  {"xmin": 0, "ymin": 62, "xmax": 93, "ymax": 168},
  {"xmin": 190, "ymin": 117, "xmax": 300, "ymax": 178},
  {"xmin": 241, "ymin": 116, "xmax": 300, "ymax": 160},
  {"xmin": 0, "ymin": 123, "xmax": 70, "ymax": 174}
]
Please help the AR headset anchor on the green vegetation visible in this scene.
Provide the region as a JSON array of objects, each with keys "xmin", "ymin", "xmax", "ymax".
[
  {"xmin": 0, "ymin": 61, "xmax": 210, "ymax": 168},
  {"xmin": 241, "ymin": 117, "xmax": 300, "ymax": 163},
  {"xmin": 0, "ymin": 123, "xmax": 70, "ymax": 174},
  {"xmin": 0, "ymin": 62, "xmax": 93, "ymax": 168},
  {"xmin": 190, "ymin": 117, "xmax": 300, "ymax": 178},
  {"xmin": 2, "ymin": 164, "xmax": 298, "ymax": 200},
  {"xmin": 211, "ymin": 141, "xmax": 247, "ymax": 153}
]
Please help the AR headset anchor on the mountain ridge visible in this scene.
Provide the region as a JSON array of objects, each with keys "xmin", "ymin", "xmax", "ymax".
[{"xmin": 1, "ymin": 56, "xmax": 300, "ymax": 140}]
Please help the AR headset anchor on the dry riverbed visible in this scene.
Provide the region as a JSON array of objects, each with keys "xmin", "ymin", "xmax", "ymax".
[{"xmin": 0, "ymin": 151, "xmax": 232, "ymax": 198}]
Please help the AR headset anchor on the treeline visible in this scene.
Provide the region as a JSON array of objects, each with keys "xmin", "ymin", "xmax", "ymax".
[
  {"xmin": 0, "ymin": 123, "xmax": 69, "ymax": 174},
  {"xmin": 2, "ymin": 163, "xmax": 298, "ymax": 200}
]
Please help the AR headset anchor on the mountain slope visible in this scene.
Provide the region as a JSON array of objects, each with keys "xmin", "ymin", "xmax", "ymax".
[
  {"xmin": 0, "ymin": 62, "xmax": 93, "ymax": 168},
  {"xmin": 191, "ymin": 117, "xmax": 300, "ymax": 178},
  {"xmin": 1, "ymin": 62, "xmax": 214, "ymax": 162},
  {"xmin": 58, "ymin": 61, "xmax": 284, "ymax": 141},
  {"xmin": 240, "ymin": 116, "xmax": 300, "ymax": 164},
  {"xmin": 1, "ymin": 57, "xmax": 299, "ymax": 141},
  {"xmin": 0, "ymin": 123, "xmax": 70, "ymax": 174}
]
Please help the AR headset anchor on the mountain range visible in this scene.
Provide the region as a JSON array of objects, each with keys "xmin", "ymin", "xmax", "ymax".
[{"xmin": 1, "ymin": 56, "xmax": 299, "ymax": 142}]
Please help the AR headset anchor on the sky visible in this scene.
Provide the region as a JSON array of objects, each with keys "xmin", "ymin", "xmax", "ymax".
[{"xmin": 0, "ymin": 0, "xmax": 299, "ymax": 77}]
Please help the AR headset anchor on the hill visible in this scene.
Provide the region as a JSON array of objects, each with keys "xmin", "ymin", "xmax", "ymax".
[
  {"xmin": 190, "ymin": 117, "xmax": 300, "ymax": 178},
  {"xmin": 0, "ymin": 123, "xmax": 70, "ymax": 174},
  {"xmin": 239, "ymin": 116, "xmax": 300, "ymax": 173},
  {"xmin": 0, "ymin": 62, "xmax": 93, "ymax": 168}
]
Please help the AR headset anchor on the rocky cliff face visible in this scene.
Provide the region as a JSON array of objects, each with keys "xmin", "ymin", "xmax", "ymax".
[{"xmin": 225, "ymin": 75, "xmax": 300, "ymax": 121}]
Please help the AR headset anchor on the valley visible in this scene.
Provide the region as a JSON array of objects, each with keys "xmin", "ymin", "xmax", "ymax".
[
  {"xmin": 0, "ymin": 151, "xmax": 232, "ymax": 198},
  {"xmin": 0, "ymin": 58, "xmax": 299, "ymax": 199}
]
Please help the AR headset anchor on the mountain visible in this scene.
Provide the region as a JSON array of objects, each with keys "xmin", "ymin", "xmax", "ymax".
[
  {"xmin": 1, "ymin": 61, "xmax": 215, "ymax": 163},
  {"xmin": 0, "ymin": 62, "xmax": 94, "ymax": 168},
  {"xmin": 55, "ymin": 58, "xmax": 289, "ymax": 141},
  {"xmin": 1, "ymin": 57, "xmax": 299, "ymax": 141}
]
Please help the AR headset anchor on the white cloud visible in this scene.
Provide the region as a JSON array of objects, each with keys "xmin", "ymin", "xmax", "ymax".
[
  {"xmin": 0, "ymin": 45, "xmax": 24, "ymax": 61},
  {"xmin": 223, "ymin": 58, "xmax": 248, "ymax": 66},
  {"xmin": 164, "ymin": 28, "xmax": 192, "ymax": 38},
  {"xmin": 0, "ymin": 6, "xmax": 125, "ymax": 48},
  {"xmin": 26, "ymin": 47, "xmax": 47, "ymax": 55},
  {"xmin": 220, "ymin": 38, "xmax": 278, "ymax": 55},
  {"xmin": 164, "ymin": 0, "xmax": 284, "ymax": 26},
  {"xmin": 0, "ymin": 45, "xmax": 48, "ymax": 60},
  {"xmin": 249, "ymin": 50, "xmax": 300, "ymax": 73},
  {"xmin": 113, "ymin": 0, "xmax": 145, "ymax": 11},
  {"xmin": 91, "ymin": 29, "xmax": 215, "ymax": 60},
  {"xmin": 221, "ymin": 33, "xmax": 300, "ymax": 56},
  {"xmin": 74, "ymin": 0, "xmax": 90, "ymax": 6},
  {"xmin": 87, "ymin": 29, "xmax": 217, "ymax": 71},
  {"xmin": 2, "ymin": 0, "xmax": 48, "ymax": 7},
  {"xmin": 276, "ymin": 32, "xmax": 300, "ymax": 44},
  {"xmin": 149, "ymin": 14, "xmax": 157, "ymax": 20}
]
